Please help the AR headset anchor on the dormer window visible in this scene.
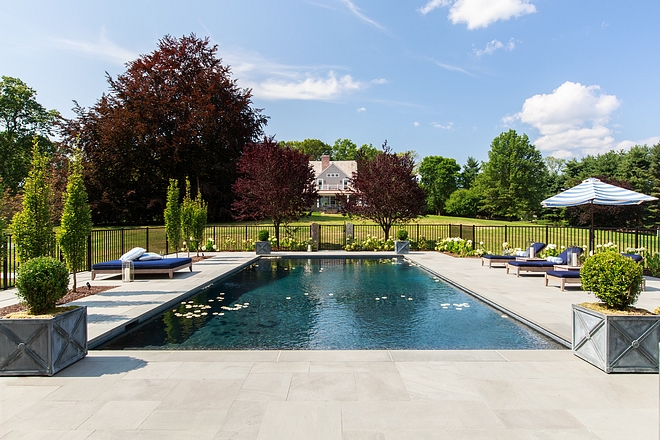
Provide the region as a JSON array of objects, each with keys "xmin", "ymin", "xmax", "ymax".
[{"xmin": 326, "ymin": 173, "xmax": 339, "ymax": 178}]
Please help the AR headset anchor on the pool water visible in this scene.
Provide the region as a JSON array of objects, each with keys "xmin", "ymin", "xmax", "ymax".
[{"xmin": 102, "ymin": 258, "xmax": 563, "ymax": 350}]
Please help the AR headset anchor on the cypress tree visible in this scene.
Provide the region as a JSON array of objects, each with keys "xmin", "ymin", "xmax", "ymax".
[{"xmin": 57, "ymin": 152, "xmax": 93, "ymax": 292}]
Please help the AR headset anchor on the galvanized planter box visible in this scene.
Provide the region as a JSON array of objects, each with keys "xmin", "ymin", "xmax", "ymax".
[
  {"xmin": 255, "ymin": 241, "xmax": 271, "ymax": 255},
  {"xmin": 0, "ymin": 306, "xmax": 87, "ymax": 376},
  {"xmin": 572, "ymin": 304, "xmax": 660, "ymax": 373},
  {"xmin": 395, "ymin": 240, "xmax": 410, "ymax": 255}
]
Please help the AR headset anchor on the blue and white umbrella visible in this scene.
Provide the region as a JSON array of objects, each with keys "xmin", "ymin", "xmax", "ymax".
[{"xmin": 542, "ymin": 178, "xmax": 658, "ymax": 251}]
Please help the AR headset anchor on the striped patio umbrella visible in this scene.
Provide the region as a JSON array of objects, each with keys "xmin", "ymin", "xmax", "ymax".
[{"xmin": 541, "ymin": 178, "xmax": 658, "ymax": 252}]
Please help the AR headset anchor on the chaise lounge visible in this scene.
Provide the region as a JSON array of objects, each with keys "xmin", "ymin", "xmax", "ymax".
[
  {"xmin": 91, "ymin": 247, "xmax": 193, "ymax": 280},
  {"xmin": 506, "ymin": 246, "xmax": 583, "ymax": 277},
  {"xmin": 481, "ymin": 242, "xmax": 546, "ymax": 268}
]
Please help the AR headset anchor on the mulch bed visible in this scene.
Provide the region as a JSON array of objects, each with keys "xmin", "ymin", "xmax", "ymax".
[{"xmin": 0, "ymin": 285, "xmax": 117, "ymax": 317}]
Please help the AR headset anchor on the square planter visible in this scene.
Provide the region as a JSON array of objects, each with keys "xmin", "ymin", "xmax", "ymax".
[
  {"xmin": 0, "ymin": 306, "xmax": 87, "ymax": 376},
  {"xmin": 255, "ymin": 241, "xmax": 271, "ymax": 255},
  {"xmin": 572, "ymin": 304, "xmax": 660, "ymax": 373},
  {"xmin": 395, "ymin": 240, "xmax": 410, "ymax": 255}
]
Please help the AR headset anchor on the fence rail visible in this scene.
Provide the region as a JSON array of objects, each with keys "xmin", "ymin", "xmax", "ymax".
[{"xmin": 2, "ymin": 223, "xmax": 659, "ymax": 289}]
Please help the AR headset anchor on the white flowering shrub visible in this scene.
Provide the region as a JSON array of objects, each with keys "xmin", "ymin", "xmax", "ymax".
[
  {"xmin": 345, "ymin": 234, "xmax": 394, "ymax": 251},
  {"xmin": 434, "ymin": 237, "xmax": 483, "ymax": 257}
]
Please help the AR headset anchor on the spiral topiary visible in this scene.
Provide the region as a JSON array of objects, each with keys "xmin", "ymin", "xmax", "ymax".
[
  {"xmin": 16, "ymin": 256, "xmax": 69, "ymax": 314},
  {"xmin": 580, "ymin": 252, "xmax": 643, "ymax": 310}
]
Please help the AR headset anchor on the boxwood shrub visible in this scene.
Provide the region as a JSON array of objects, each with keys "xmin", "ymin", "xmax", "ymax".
[
  {"xmin": 257, "ymin": 229, "xmax": 269, "ymax": 241},
  {"xmin": 396, "ymin": 229, "xmax": 408, "ymax": 241},
  {"xmin": 16, "ymin": 256, "xmax": 69, "ymax": 314},
  {"xmin": 580, "ymin": 252, "xmax": 643, "ymax": 310}
]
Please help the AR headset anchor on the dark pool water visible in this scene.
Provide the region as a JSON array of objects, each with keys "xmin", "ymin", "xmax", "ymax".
[{"xmin": 102, "ymin": 258, "xmax": 563, "ymax": 350}]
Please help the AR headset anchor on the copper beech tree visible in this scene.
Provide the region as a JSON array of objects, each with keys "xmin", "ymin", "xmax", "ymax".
[
  {"xmin": 232, "ymin": 138, "xmax": 318, "ymax": 247},
  {"xmin": 344, "ymin": 141, "xmax": 425, "ymax": 240},
  {"xmin": 61, "ymin": 34, "xmax": 267, "ymax": 224}
]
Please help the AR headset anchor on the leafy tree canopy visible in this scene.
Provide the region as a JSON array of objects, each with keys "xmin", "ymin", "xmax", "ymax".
[
  {"xmin": 474, "ymin": 130, "xmax": 549, "ymax": 220},
  {"xmin": 0, "ymin": 76, "xmax": 60, "ymax": 193},
  {"xmin": 418, "ymin": 156, "xmax": 460, "ymax": 215},
  {"xmin": 61, "ymin": 34, "xmax": 267, "ymax": 224},
  {"xmin": 344, "ymin": 141, "xmax": 425, "ymax": 240},
  {"xmin": 282, "ymin": 139, "xmax": 332, "ymax": 160},
  {"xmin": 232, "ymin": 137, "xmax": 318, "ymax": 246}
]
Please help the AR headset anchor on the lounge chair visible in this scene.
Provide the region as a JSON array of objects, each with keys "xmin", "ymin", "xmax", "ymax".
[
  {"xmin": 545, "ymin": 253, "xmax": 646, "ymax": 291},
  {"xmin": 481, "ymin": 242, "xmax": 546, "ymax": 268},
  {"xmin": 506, "ymin": 246, "xmax": 583, "ymax": 277},
  {"xmin": 91, "ymin": 257, "xmax": 193, "ymax": 280},
  {"xmin": 545, "ymin": 270, "xmax": 581, "ymax": 291}
]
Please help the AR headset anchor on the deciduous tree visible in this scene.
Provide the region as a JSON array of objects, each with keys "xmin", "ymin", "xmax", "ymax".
[
  {"xmin": 57, "ymin": 152, "xmax": 93, "ymax": 291},
  {"xmin": 418, "ymin": 156, "xmax": 460, "ymax": 215},
  {"xmin": 283, "ymin": 139, "xmax": 332, "ymax": 160},
  {"xmin": 232, "ymin": 138, "xmax": 318, "ymax": 247},
  {"xmin": 475, "ymin": 130, "xmax": 549, "ymax": 220},
  {"xmin": 0, "ymin": 76, "xmax": 60, "ymax": 194},
  {"xmin": 61, "ymin": 34, "xmax": 267, "ymax": 224},
  {"xmin": 344, "ymin": 141, "xmax": 425, "ymax": 240}
]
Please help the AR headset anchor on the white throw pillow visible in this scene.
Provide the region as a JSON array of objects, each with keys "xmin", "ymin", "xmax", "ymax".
[
  {"xmin": 546, "ymin": 256, "xmax": 563, "ymax": 264},
  {"xmin": 515, "ymin": 251, "xmax": 527, "ymax": 257},
  {"xmin": 138, "ymin": 252, "xmax": 163, "ymax": 261},
  {"xmin": 119, "ymin": 247, "xmax": 146, "ymax": 262}
]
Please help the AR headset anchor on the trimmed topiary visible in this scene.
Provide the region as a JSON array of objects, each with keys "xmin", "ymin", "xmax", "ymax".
[
  {"xmin": 580, "ymin": 252, "xmax": 643, "ymax": 310},
  {"xmin": 16, "ymin": 256, "xmax": 69, "ymax": 315},
  {"xmin": 396, "ymin": 229, "xmax": 408, "ymax": 241},
  {"xmin": 258, "ymin": 229, "xmax": 269, "ymax": 241}
]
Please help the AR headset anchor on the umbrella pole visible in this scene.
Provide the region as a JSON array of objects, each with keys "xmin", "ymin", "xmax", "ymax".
[{"xmin": 590, "ymin": 201, "xmax": 594, "ymax": 254}]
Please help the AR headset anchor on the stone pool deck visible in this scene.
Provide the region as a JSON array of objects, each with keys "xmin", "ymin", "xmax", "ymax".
[{"xmin": 1, "ymin": 251, "xmax": 658, "ymax": 439}]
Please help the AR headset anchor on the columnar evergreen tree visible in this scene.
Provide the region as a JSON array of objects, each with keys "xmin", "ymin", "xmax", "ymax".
[
  {"xmin": 180, "ymin": 178, "xmax": 195, "ymax": 256},
  {"xmin": 57, "ymin": 152, "xmax": 93, "ymax": 292},
  {"xmin": 344, "ymin": 141, "xmax": 425, "ymax": 240},
  {"xmin": 164, "ymin": 179, "xmax": 182, "ymax": 256},
  {"xmin": 10, "ymin": 142, "xmax": 54, "ymax": 262},
  {"xmin": 192, "ymin": 191, "xmax": 208, "ymax": 257}
]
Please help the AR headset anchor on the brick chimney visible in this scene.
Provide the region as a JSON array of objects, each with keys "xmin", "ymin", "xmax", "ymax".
[{"xmin": 321, "ymin": 155, "xmax": 330, "ymax": 171}]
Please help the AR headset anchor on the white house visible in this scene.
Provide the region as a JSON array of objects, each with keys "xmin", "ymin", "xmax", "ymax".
[{"xmin": 309, "ymin": 155, "xmax": 357, "ymax": 212}]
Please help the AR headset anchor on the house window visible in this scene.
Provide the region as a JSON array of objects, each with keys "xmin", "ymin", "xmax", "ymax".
[
  {"xmin": 326, "ymin": 173, "xmax": 339, "ymax": 178},
  {"xmin": 342, "ymin": 179, "xmax": 349, "ymax": 189},
  {"xmin": 317, "ymin": 179, "xmax": 323, "ymax": 189}
]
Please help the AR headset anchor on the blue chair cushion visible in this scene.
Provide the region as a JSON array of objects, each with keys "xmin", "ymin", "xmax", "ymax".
[
  {"xmin": 546, "ymin": 270, "xmax": 581, "ymax": 279},
  {"xmin": 92, "ymin": 257, "xmax": 192, "ymax": 270}
]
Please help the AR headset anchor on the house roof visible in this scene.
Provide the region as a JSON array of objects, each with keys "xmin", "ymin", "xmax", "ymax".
[{"xmin": 310, "ymin": 160, "xmax": 357, "ymax": 177}]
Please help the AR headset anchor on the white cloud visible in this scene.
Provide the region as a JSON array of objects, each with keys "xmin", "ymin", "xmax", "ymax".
[
  {"xmin": 433, "ymin": 60, "xmax": 473, "ymax": 76},
  {"xmin": 341, "ymin": 0, "xmax": 386, "ymax": 30},
  {"xmin": 414, "ymin": 121, "xmax": 420, "ymax": 127},
  {"xmin": 505, "ymin": 81, "xmax": 624, "ymax": 157},
  {"xmin": 473, "ymin": 38, "xmax": 515, "ymax": 57},
  {"xmin": 216, "ymin": 45, "xmax": 379, "ymax": 101},
  {"xmin": 49, "ymin": 32, "xmax": 137, "ymax": 65},
  {"xmin": 252, "ymin": 71, "xmax": 364, "ymax": 100},
  {"xmin": 431, "ymin": 121, "xmax": 454, "ymax": 130},
  {"xmin": 357, "ymin": 107, "xmax": 366, "ymax": 112},
  {"xmin": 372, "ymin": 78, "xmax": 388, "ymax": 84},
  {"xmin": 420, "ymin": 0, "xmax": 536, "ymax": 30}
]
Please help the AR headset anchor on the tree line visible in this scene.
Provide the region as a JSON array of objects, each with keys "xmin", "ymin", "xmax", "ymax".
[{"xmin": 2, "ymin": 33, "xmax": 659, "ymax": 230}]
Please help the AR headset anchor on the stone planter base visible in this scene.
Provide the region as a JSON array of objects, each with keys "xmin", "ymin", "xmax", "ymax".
[
  {"xmin": 572, "ymin": 304, "xmax": 660, "ymax": 373},
  {"xmin": 256, "ymin": 241, "xmax": 271, "ymax": 255},
  {"xmin": 395, "ymin": 240, "xmax": 410, "ymax": 255},
  {"xmin": 0, "ymin": 306, "xmax": 87, "ymax": 376}
]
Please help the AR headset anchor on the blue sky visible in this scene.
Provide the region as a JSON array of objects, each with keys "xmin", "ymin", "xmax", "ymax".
[{"xmin": 2, "ymin": 0, "xmax": 659, "ymax": 164}]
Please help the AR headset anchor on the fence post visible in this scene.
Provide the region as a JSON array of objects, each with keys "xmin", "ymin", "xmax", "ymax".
[
  {"xmin": 87, "ymin": 234, "xmax": 92, "ymax": 271},
  {"xmin": 459, "ymin": 224, "xmax": 463, "ymax": 239},
  {"xmin": 416, "ymin": 223, "xmax": 420, "ymax": 241},
  {"xmin": 311, "ymin": 223, "xmax": 320, "ymax": 250},
  {"xmin": 2, "ymin": 235, "xmax": 8, "ymax": 289},
  {"xmin": 635, "ymin": 228, "xmax": 639, "ymax": 249},
  {"xmin": 504, "ymin": 225, "xmax": 508, "ymax": 242},
  {"xmin": 165, "ymin": 235, "xmax": 169, "ymax": 255},
  {"xmin": 545, "ymin": 225, "xmax": 549, "ymax": 245},
  {"xmin": 121, "ymin": 228, "xmax": 125, "ymax": 254},
  {"xmin": 146, "ymin": 227, "xmax": 150, "ymax": 251}
]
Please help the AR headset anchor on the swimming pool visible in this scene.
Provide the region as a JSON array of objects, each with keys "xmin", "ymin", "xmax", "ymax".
[{"xmin": 102, "ymin": 258, "xmax": 563, "ymax": 350}]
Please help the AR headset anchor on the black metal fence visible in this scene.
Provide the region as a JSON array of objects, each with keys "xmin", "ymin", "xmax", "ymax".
[{"xmin": 2, "ymin": 223, "xmax": 659, "ymax": 289}]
